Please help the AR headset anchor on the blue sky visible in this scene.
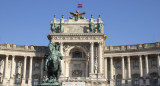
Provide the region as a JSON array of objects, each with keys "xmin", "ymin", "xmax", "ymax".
[{"xmin": 0, "ymin": 0, "xmax": 160, "ymax": 46}]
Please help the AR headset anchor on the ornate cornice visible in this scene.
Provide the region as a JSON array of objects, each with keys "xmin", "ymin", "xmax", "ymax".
[{"xmin": 105, "ymin": 42, "xmax": 160, "ymax": 53}]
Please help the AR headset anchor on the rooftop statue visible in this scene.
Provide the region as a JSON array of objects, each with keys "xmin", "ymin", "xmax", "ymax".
[
  {"xmin": 97, "ymin": 23, "xmax": 103, "ymax": 33},
  {"xmin": 51, "ymin": 15, "xmax": 57, "ymax": 33},
  {"xmin": 69, "ymin": 10, "xmax": 86, "ymax": 21},
  {"xmin": 51, "ymin": 22, "xmax": 57, "ymax": 33},
  {"xmin": 39, "ymin": 42, "xmax": 63, "ymax": 86}
]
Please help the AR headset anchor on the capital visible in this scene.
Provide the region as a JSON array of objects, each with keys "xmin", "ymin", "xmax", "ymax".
[
  {"xmin": 98, "ymin": 42, "xmax": 103, "ymax": 45},
  {"xmin": 24, "ymin": 56, "xmax": 27, "ymax": 58}
]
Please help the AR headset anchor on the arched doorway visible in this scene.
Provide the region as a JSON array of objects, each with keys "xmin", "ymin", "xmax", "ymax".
[{"xmin": 68, "ymin": 47, "xmax": 87, "ymax": 77}]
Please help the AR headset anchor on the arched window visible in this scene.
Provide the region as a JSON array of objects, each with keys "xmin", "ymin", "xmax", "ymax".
[{"xmin": 72, "ymin": 51, "xmax": 82, "ymax": 58}]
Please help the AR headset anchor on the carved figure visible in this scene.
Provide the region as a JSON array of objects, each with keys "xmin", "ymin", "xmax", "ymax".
[
  {"xmin": 69, "ymin": 10, "xmax": 86, "ymax": 21},
  {"xmin": 51, "ymin": 22, "xmax": 57, "ymax": 33},
  {"xmin": 40, "ymin": 42, "xmax": 62, "ymax": 85},
  {"xmin": 97, "ymin": 23, "xmax": 103, "ymax": 33},
  {"xmin": 60, "ymin": 23, "xmax": 64, "ymax": 33},
  {"xmin": 89, "ymin": 22, "xmax": 95, "ymax": 33}
]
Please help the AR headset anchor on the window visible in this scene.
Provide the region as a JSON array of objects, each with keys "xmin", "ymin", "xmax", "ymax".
[
  {"xmin": 72, "ymin": 51, "xmax": 82, "ymax": 58},
  {"xmin": 0, "ymin": 60, "xmax": 2, "ymax": 65},
  {"xmin": 151, "ymin": 73, "xmax": 158, "ymax": 85},
  {"xmin": 116, "ymin": 78, "xmax": 121, "ymax": 86},
  {"xmin": 151, "ymin": 60, "xmax": 157, "ymax": 66},
  {"xmin": 134, "ymin": 77, "xmax": 139, "ymax": 85},
  {"xmin": 116, "ymin": 62, "xmax": 121, "ymax": 68},
  {"xmin": 15, "ymin": 78, "xmax": 21, "ymax": 84},
  {"xmin": 133, "ymin": 61, "xmax": 139, "ymax": 67},
  {"xmin": 34, "ymin": 79, "xmax": 39, "ymax": 85},
  {"xmin": 17, "ymin": 62, "xmax": 22, "ymax": 67},
  {"xmin": 35, "ymin": 63, "xmax": 39, "ymax": 68}
]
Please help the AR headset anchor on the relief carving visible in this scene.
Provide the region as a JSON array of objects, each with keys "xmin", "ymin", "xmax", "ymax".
[{"xmin": 72, "ymin": 70, "xmax": 82, "ymax": 77}]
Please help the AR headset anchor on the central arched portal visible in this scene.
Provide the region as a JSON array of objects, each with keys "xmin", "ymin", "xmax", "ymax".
[{"xmin": 68, "ymin": 47, "xmax": 88, "ymax": 77}]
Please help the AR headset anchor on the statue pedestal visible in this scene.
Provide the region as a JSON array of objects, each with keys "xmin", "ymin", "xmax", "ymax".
[{"xmin": 38, "ymin": 82, "xmax": 61, "ymax": 86}]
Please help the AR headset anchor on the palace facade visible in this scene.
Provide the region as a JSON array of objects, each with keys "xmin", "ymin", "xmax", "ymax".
[{"xmin": 0, "ymin": 12, "xmax": 160, "ymax": 86}]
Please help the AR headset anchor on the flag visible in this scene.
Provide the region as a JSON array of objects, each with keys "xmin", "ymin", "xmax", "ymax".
[{"xmin": 78, "ymin": 4, "xmax": 83, "ymax": 8}]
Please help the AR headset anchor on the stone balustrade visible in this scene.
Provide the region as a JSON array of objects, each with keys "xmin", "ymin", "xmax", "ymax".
[
  {"xmin": 105, "ymin": 42, "xmax": 160, "ymax": 52},
  {"xmin": 55, "ymin": 19, "xmax": 99, "ymax": 24},
  {"xmin": 0, "ymin": 43, "xmax": 48, "ymax": 52}
]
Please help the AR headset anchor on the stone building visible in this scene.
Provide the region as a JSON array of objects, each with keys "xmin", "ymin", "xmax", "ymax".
[{"xmin": 0, "ymin": 11, "xmax": 160, "ymax": 86}]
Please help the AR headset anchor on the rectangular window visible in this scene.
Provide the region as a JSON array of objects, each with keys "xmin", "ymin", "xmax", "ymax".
[
  {"xmin": 116, "ymin": 78, "xmax": 121, "ymax": 86},
  {"xmin": 151, "ymin": 60, "xmax": 157, "ymax": 66},
  {"xmin": 15, "ymin": 78, "xmax": 21, "ymax": 84},
  {"xmin": 134, "ymin": 77, "xmax": 139, "ymax": 85},
  {"xmin": 34, "ymin": 79, "xmax": 39, "ymax": 85},
  {"xmin": 133, "ymin": 61, "xmax": 139, "ymax": 67},
  {"xmin": 35, "ymin": 63, "xmax": 39, "ymax": 67},
  {"xmin": 116, "ymin": 62, "xmax": 120, "ymax": 68},
  {"xmin": 17, "ymin": 62, "xmax": 22, "ymax": 67}
]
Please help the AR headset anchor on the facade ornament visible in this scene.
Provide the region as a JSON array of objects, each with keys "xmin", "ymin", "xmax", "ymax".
[
  {"xmin": 97, "ymin": 23, "xmax": 103, "ymax": 33},
  {"xmin": 98, "ymin": 15, "xmax": 101, "ymax": 18},
  {"xmin": 54, "ymin": 15, "xmax": 56, "ymax": 19},
  {"xmin": 50, "ymin": 21, "xmax": 57, "ymax": 33},
  {"xmin": 89, "ymin": 22, "xmax": 95, "ymax": 33},
  {"xmin": 91, "ymin": 14, "xmax": 93, "ymax": 19},
  {"xmin": 61, "ymin": 15, "xmax": 64, "ymax": 19},
  {"xmin": 41, "ymin": 42, "xmax": 63, "ymax": 85},
  {"xmin": 60, "ymin": 23, "xmax": 64, "ymax": 33},
  {"xmin": 69, "ymin": 10, "xmax": 86, "ymax": 21}
]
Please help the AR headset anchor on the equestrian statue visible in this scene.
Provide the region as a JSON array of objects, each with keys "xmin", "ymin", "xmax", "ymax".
[{"xmin": 39, "ymin": 42, "xmax": 63, "ymax": 86}]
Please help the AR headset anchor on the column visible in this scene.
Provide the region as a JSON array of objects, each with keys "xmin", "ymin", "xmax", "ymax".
[
  {"xmin": 22, "ymin": 56, "xmax": 27, "ymax": 85},
  {"xmin": 121, "ymin": 56, "xmax": 125, "ymax": 86},
  {"xmin": 104, "ymin": 58, "xmax": 107, "ymax": 79},
  {"xmin": 127, "ymin": 56, "xmax": 132, "ymax": 86},
  {"xmin": 65, "ymin": 61, "xmax": 69, "ymax": 77},
  {"xmin": 98, "ymin": 42, "xmax": 103, "ymax": 73},
  {"xmin": 139, "ymin": 55, "xmax": 143, "ymax": 85},
  {"xmin": 10, "ymin": 55, "xmax": 15, "ymax": 84},
  {"xmin": 110, "ymin": 57, "xmax": 113, "ymax": 86},
  {"xmin": 60, "ymin": 42, "xmax": 63, "ymax": 55},
  {"xmin": 40, "ymin": 58, "xmax": 44, "ymax": 83},
  {"xmin": 90, "ymin": 42, "xmax": 94, "ymax": 74},
  {"xmin": 85, "ymin": 55, "xmax": 89, "ymax": 77},
  {"xmin": 157, "ymin": 54, "xmax": 160, "ymax": 85},
  {"xmin": 145, "ymin": 55, "xmax": 150, "ymax": 85},
  {"xmin": 28, "ymin": 56, "xmax": 33, "ymax": 85},
  {"xmin": 2, "ymin": 55, "xmax": 9, "ymax": 85},
  {"xmin": 60, "ymin": 42, "xmax": 64, "ymax": 77}
]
